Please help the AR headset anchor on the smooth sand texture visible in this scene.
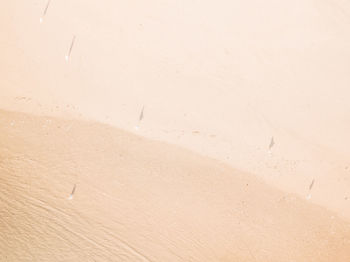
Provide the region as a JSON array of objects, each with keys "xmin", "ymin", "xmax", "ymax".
[
  {"xmin": 1, "ymin": 0, "xmax": 350, "ymax": 260},
  {"xmin": 1, "ymin": 110, "xmax": 350, "ymax": 261},
  {"xmin": 1, "ymin": 0, "xmax": 350, "ymax": 218}
]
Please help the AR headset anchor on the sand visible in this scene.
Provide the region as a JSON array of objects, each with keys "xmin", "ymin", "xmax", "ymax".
[
  {"xmin": 1, "ymin": 109, "xmax": 350, "ymax": 261},
  {"xmin": 1, "ymin": 0, "xmax": 350, "ymax": 260}
]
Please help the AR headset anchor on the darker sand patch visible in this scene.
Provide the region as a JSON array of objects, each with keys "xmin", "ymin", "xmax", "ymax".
[{"xmin": 1, "ymin": 109, "xmax": 350, "ymax": 261}]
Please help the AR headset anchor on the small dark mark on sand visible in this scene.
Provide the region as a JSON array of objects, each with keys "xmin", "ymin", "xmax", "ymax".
[
  {"xmin": 15, "ymin": 96, "xmax": 31, "ymax": 101},
  {"xmin": 139, "ymin": 106, "xmax": 144, "ymax": 122},
  {"xmin": 269, "ymin": 137, "xmax": 274, "ymax": 150},
  {"xmin": 43, "ymin": 0, "xmax": 51, "ymax": 17},
  {"xmin": 68, "ymin": 184, "xmax": 77, "ymax": 200},
  {"xmin": 66, "ymin": 35, "xmax": 76, "ymax": 61},
  {"xmin": 309, "ymin": 179, "xmax": 315, "ymax": 191}
]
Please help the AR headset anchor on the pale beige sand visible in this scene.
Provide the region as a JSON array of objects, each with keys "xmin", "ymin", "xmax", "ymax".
[
  {"xmin": 1, "ymin": 0, "xmax": 350, "ymax": 260},
  {"xmin": 1, "ymin": 0, "xmax": 350, "ymax": 219},
  {"xmin": 1, "ymin": 110, "xmax": 350, "ymax": 261}
]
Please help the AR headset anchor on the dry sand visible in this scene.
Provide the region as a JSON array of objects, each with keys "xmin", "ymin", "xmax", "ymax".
[
  {"xmin": 1, "ymin": 110, "xmax": 350, "ymax": 261},
  {"xmin": 1, "ymin": 0, "xmax": 350, "ymax": 261}
]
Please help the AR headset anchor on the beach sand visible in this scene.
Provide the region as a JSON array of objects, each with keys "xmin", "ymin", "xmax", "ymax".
[
  {"xmin": 1, "ymin": 109, "xmax": 350, "ymax": 261},
  {"xmin": 1, "ymin": 0, "xmax": 350, "ymax": 260}
]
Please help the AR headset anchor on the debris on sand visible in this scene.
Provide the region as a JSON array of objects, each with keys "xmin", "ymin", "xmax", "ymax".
[
  {"xmin": 268, "ymin": 136, "xmax": 274, "ymax": 150},
  {"xmin": 135, "ymin": 105, "xmax": 145, "ymax": 130},
  {"xmin": 65, "ymin": 35, "xmax": 76, "ymax": 61},
  {"xmin": 68, "ymin": 184, "xmax": 77, "ymax": 200},
  {"xmin": 139, "ymin": 105, "xmax": 144, "ymax": 122},
  {"xmin": 40, "ymin": 0, "xmax": 51, "ymax": 23},
  {"xmin": 309, "ymin": 179, "xmax": 315, "ymax": 191},
  {"xmin": 307, "ymin": 179, "xmax": 315, "ymax": 200}
]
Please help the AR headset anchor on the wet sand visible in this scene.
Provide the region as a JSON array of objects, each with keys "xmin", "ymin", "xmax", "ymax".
[{"xmin": 1, "ymin": 110, "xmax": 350, "ymax": 261}]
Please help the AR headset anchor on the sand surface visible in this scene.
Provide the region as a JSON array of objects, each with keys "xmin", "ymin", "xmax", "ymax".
[
  {"xmin": 1, "ymin": 110, "xmax": 350, "ymax": 261},
  {"xmin": 1, "ymin": 0, "xmax": 350, "ymax": 260}
]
